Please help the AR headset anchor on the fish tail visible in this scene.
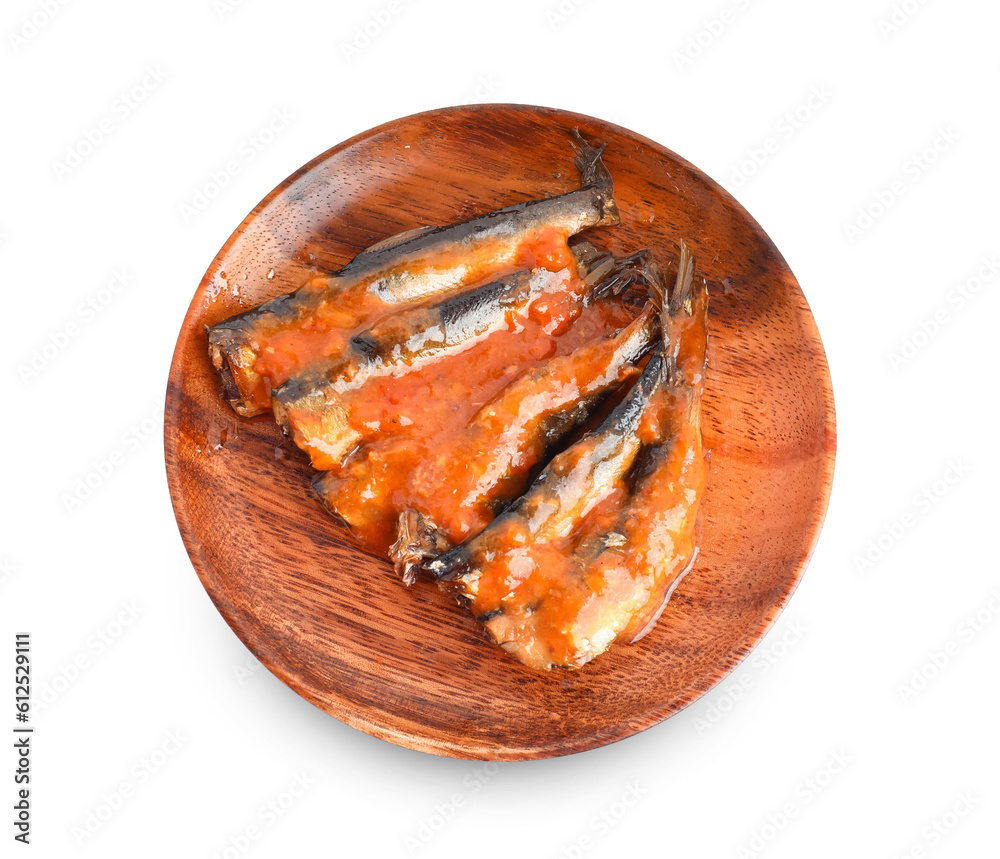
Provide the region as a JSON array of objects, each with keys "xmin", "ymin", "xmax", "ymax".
[
  {"xmin": 668, "ymin": 241, "xmax": 697, "ymax": 319},
  {"xmin": 662, "ymin": 241, "xmax": 709, "ymax": 392},
  {"xmin": 570, "ymin": 240, "xmax": 608, "ymax": 272},
  {"xmin": 389, "ymin": 510, "xmax": 452, "ymax": 586},
  {"xmin": 570, "ymin": 129, "xmax": 620, "ymax": 226},
  {"xmin": 644, "ymin": 258, "xmax": 667, "ymax": 312},
  {"xmin": 582, "ymin": 248, "xmax": 663, "ymax": 305}
]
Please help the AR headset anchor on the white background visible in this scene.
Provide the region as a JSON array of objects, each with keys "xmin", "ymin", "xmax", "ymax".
[{"xmin": 2, "ymin": 0, "xmax": 998, "ymax": 856}]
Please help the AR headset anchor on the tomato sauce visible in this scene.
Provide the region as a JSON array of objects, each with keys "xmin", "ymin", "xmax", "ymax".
[
  {"xmin": 239, "ymin": 227, "xmax": 580, "ymax": 412},
  {"xmin": 316, "ymin": 268, "xmax": 637, "ymax": 555}
]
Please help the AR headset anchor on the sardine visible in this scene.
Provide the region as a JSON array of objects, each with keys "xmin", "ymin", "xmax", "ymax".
[
  {"xmin": 385, "ymin": 294, "xmax": 663, "ymax": 583},
  {"xmin": 427, "ymin": 243, "xmax": 709, "ymax": 670},
  {"xmin": 207, "ymin": 131, "xmax": 620, "ymax": 416},
  {"xmin": 428, "ymin": 347, "xmax": 666, "ymax": 583},
  {"xmin": 309, "ymin": 274, "xmax": 661, "ymax": 582},
  {"xmin": 273, "ymin": 244, "xmax": 651, "ymax": 471}
]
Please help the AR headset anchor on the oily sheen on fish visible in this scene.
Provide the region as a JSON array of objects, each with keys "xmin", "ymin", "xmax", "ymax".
[
  {"xmin": 273, "ymin": 243, "xmax": 648, "ymax": 472},
  {"xmin": 314, "ymin": 269, "xmax": 664, "ymax": 582},
  {"xmin": 207, "ymin": 131, "xmax": 620, "ymax": 416},
  {"xmin": 428, "ymin": 245, "xmax": 709, "ymax": 670}
]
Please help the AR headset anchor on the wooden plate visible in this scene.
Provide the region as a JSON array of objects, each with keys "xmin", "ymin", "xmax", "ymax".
[{"xmin": 165, "ymin": 104, "xmax": 835, "ymax": 760}]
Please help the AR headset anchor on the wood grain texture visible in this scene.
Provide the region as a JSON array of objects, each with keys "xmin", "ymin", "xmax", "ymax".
[{"xmin": 164, "ymin": 104, "xmax": 836, "ymax": 760}]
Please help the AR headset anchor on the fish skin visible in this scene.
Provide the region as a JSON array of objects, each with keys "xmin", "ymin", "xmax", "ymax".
[
  {"xmin": 428, "ymin": 243, "xmax": 710, "ymax": 671},
  {"xmin": 319, "ymin": 292, "xmax": 663, "ymax": 584},
  {"xmin": 428, "ymin": 346, "xmax": 667, "ymax": 585},
  {"xmin": 273, "ymin": 245, "xmax": 650, "ymax": 472},
  {"xmin": 330, "ymin": 128, "xmax": 619, "ymax": 299},
  {"xmin": 207, "ymin": 131, "xmax": 619, "ymax": 416}
]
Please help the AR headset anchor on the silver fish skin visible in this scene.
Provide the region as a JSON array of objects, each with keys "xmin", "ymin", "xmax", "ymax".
[
  {"xmin": 427, "ymin": 344, "xmax": 667, "ymax": 585},
  {"xmin": 207, "ymin": 130, "xmax": 619, "ymax": 416},
  {"xmin": 383, "ymin": 270, "xmax": 665, "ymax": 584},
  {"xmin": 271, "ymin": 245, "xmax": 652, "ymax": 471},
  {"xmin": 429, "ymin": 243, "xmax": 710, "ymax": 671}
]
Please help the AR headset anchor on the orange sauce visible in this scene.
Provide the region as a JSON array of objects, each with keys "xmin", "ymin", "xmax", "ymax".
[
  {"xmin": 240, "ymin": 228, "xmax": 581, "ymax": 412},
  {"xmin": 318, "ymin": 275, "xmax": 636, "ymax": 554},
  {"xmin": 455, "ymin": 395, "xmax": 705, "ymax": 667}
]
